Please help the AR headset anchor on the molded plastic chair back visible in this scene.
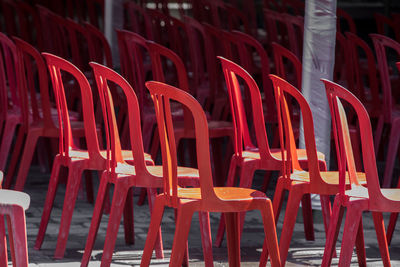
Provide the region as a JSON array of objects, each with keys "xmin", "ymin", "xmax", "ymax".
[
  {"xmin": 374, "ymin": 13, "xmax": 400, "ymax": 43},
  {"xmin": 87, "ymin": 0, "xmax": 105, "ymax": 30},
  {"xmin": 14, "ymin": 37, "xmax": 54, "ymax": 130},
  {"xmin": 90, "ymin": 62, "xmax": 148, "ymax": 175},
  {"xmin": 345, "ymin": 32, "xmax": 380, "ymax": 113},
  {"xmin": 270, "ymin": 75, "xmax": 330, "ymax": 192},
  {"xmin": 283, "ymin": 13, "xmax": 304, "ymax": 59},
  {"xmin": 323, "ymin": 79, "xmax": 394, "ymax": 208},
  {"xmin": 263, "ymin": 8, "xmax": 287, "ymax": 47},
  {"xmin": 123, "ymin": 1, "xmax": 154, "ymax": 40},
  {"xmin": 272, "ymin": 42, "xmax": 302, "ymax": 89},
  {"xmin": 370, "ymin": 33, "xmax": 400, "ymax": 123},
  {"xmin": 183, "ymin": 16, "xmax": 216, "ymax": 100},
  {"xmin": 219, "ymin": 57, "xmax": 274, "ymax": 163},
  {"xmin": 1, "ymin": 0, "xmax": 18, "ymax": 37},
  {"xmin": 231, "ymin": 31, "xmax": 275, "ymax": 122},
  {"xmin": 116, "ymin": 30, "xmax": 151, "ymax": 111},
  {"xmin": 84, "ymin": 22, "xmax": 113, "ymax": 68},
  {"xmin": 337, "ymin": 8, "xmax": 357, "ymax": 34},
  {"xmin": 146, "ymin": 81, "xmax": 217, "ymax": 204},
  {"xmin": 146, "ymin": 41, "xmax": 193, "ymax": 126},
  {"xmin": 43, "ymin": 53, "xmax": 101, "ymax": 160}
]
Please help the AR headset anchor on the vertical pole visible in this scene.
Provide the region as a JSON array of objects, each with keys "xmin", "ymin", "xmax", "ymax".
[
  {"xmin": 300, "ymin": 0, "xmax": 337, "ymax": 167},
  {"xmin": 104, "ymin": 0, "xmax": 124, "ymax": 67}
]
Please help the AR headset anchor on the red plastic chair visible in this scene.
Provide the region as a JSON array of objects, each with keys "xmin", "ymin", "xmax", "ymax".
[
  {"xmin": 272, "ymin": 42, "xmax": 302, "ymax": 89},
  {"xmin": 123, "ymin": 1, "xmax": 154, "ymax": 40},
  {"xmin": 33, "ymin": 53, "xmax": 152, "ymax": 259},
  {"xmin": 345, "ymin": 32, "xmax": 381, "ymax": 120},
  {"xmin": 262, "ymin": 75, "xmax": 368, "ymax": 266},
  {"xmin": 337, "ymin": 8, "xmax": 357, "ymax": 34},
  {"xmin": 215, "ymin": 58, "xmax": 327, "ymax": 248},
  {"xmin": 2, "ymin": 37, "xmax": 85, "ymax": 190},
  {"xmin": 147, "ymin": 41, "xmax": 234, "ymax": 183},
  {"xmin": 81, "ymin": 62, "xmax": 212, "ymax": 267},
  {"xmin": 87, "ymin": 0, "xmax": 104, "ymax": 30},
  {"xmin": 140, "ymin": 80, "xmax": 281, "ymax": 267},
  {"xmin": 282, "ymin": 13, "xmax": 303, "ymax": 60},
  {"xmin": 386, "ymin": 62, "xmax": 400, "ymax": 245},
  {"xmin": 321, "ymin": 79, "xmax": 395, "ymax": 267},
  {"xmin": 374, "ymin": 13, "xmax": 400, "ymax": 43},
  {"xmin": 0, "ymin": 170, "xmax": 30, "ymax": 267},
  {"xmin": 0, "ymin": 33, "xmax": 22, "ymax": 173},
  {"xmin": 370, "ymin": 34, "xmax": 400, "ymax": 188}
]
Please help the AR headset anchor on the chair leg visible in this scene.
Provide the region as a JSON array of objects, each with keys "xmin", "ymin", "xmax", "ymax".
[
  {"xmin": 320, "ymin": 194, "xmax": 337, "ymax": 258},
  {"xmin": 123, "ymin": 187, "xmax": 134, "ymax": 245},
  {"xmin": 259, "ymin": 199, "xmax": 281, "ymax": 267},
  {"xmin": 34, "ymin": 157, "xmax": 62, "ymax": 250},
  {"xmin": 80, "ymin": 172, "xmax": 109, "ymax": 267},
  {"xmin": 278, "ymin": 184, "xmax": 305, "ymax": 265},
  {"xmin": 100, "ymin": 180, "xmax": 130, "ymax": 267},
  {"xmin": 54, "ymin": 163, "xmax": 85, "ymax": 259},
  {"xmin": 2, "ymin": 127, "xmax": 25, "ymax": 188},
  {"xmin": 373, "ymin": 115, "xmax": 384, "ymax": 154},
  {"xmin": 140, "ymin": 195, "xmax": 166, "ymax": 267},
  {"xmin": 225, "ymin": 212, "xmax": 240, "ymax": 267},
  {"xmin": 214, "ymin": 155, "xmax": 239, "ymax": 248},
  {"xmin": 0, "ymin": 216, "xmax": 8, "ymax": 266},
  {"xmin": 386, "ymin": 212, "xmax": 398, "ymax": 245},
  {"xmin": 13, "ymin": 131, "xmax": 40, "ymax": 191},
  {"xmin": 355, "ymin": 218, "xmax": 366, "ymax": 267},
  {"xmin": 372, "ymin": 212, "xmax": 391, "ymax": 267},
  {"xmin": 9, "ymin": 206, "xmax": 29, "ymax": 267},
  {"xmin": 0, "ymin": 120, "xmax": 18, "ymax": 171},
  {"xmin": 147, "ymin": 188, "xmax": 164, "ymax": 259},
  {"xmin": 272, "ymin": 177, "xmax": 286, "ymax": 222},
  {"xmin": 198, "ymin": 211, "xmax": 213, "ymax": 267},
  {"xmin": 169, "ymin": 203, "xmax": 196, "ymax": 267},
  {"xmin": 301, "ymin": 193, "xmax": 315, "ymax": 241},
  {"xmin": 338, "ymin": 200, "xmax": 365, "ymax": 266},
  {"xmin": 321, "ymin": 196, "xmax": 345, "ymax": 267},
  {"xmin": 382, "ymin": 125, "xmax": 400, "ymax": 188}
]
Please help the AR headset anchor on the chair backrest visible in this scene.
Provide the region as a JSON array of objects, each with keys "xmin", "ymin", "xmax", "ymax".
[
  {"xmin": 14, "ymin": 37, "xmax": 55, "ymax": 130},
  {"xmin": 370, "ymin": 33, "xmax": 400, "ymax": 123},
  {"xmin": 337, "ymin": 8, "xmax": 356, "ymax": 34},
  {"xmin": 263, "ymin": 8, "xmax": 288, "ymax": 47},
  {"xmin": 116, "ymin": 29, "xmax": 151, "ymax": 111},
  {"xmin": 183, "ymin": 16, "xmax": 216, "ymax": 102},
  {"xmin": 87, "ymin": 0, "xmax": 104, "ymax": 30},
  {"xmin": 322, "ymin": 79, "xmax": 388, "ymax": 208},
  {"xmin": 345, "ymin": 32, "xmax": 380, "ymax": 109},
  {"xmin": 272, "ymin": 42, "xmax": 302, "ymax": 89},
  {"xmin": 146, "ymin": 40, "xmax": 192, "ymax": 126},
  {"xmin": 230, "ymin": 31, "xmax": 275, "ymax": 122},
  {"xmin": 123, "ymin": 1, "xmax": 153, "ymax": 40},
  {"xmin": 90, "ymin": 62, "xmax": 147, "ymax": 173},
  {"xmin": 219, "ymin": 57, "xmax": 273, "ymax": 162},
  {"xmin": 0, "ymin": 32, "xmax": 20, "ymax": 121},
  {"xmin": 270, "ymin": 75, "xmax": 328, "ymax": 192},
  {"xmin": 146, "ymin": 81, "xmax": 218, "ymax": 205},
  {"xmin": 283, "ymin": 13, "xmax": 303, "ymax": 59},
  {"xmin": 42, "ymin": 53, "xmax": 101, "ymax": 160},
  {"xmin": 84, "ymin": 22, "xmax": 113, "ymax": 68},
  {"xmin": 374, "ymin": 13, "xmax": 400, "ymax": 43}
]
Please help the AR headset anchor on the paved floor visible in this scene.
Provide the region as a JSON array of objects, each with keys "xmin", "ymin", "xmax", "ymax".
[{"xmin": 5, "ymin": 166, "xmax": 400, "ymax": 266}]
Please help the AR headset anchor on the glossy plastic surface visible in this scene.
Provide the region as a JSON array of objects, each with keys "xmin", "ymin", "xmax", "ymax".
[
  {"xmin": 322, "ymin": 79, "xmax": 398, "ymax": 267},
  {"xmin": 141, "ymin": 81, "xmax": 281, "ymax": 267}
]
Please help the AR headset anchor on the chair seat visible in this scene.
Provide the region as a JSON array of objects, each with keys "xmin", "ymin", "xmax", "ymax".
[
  {"xmin": 345, "ymin": 185, "xmax": 400, "ymax": 203},
  {"xmin": 177, "ymin": 187, "xmax": 267, "ymax": 201},
  {"xmin": 290, "ymin": 171, "xmax": 367, "ymax": 185},
  {"xmin": 113, "ymin": 164, "xmax": 199, "ymax": 178},
  {"xmin": 241, "ymin": 148, "xmax": 325, "ymax": 162},
  {"xmin": 0, "ymin": 189, "xmax": 30, "ymax": 210},
  {"xmin": 69, "ymin": 149, "xmax": 153, "ymax": 163}
]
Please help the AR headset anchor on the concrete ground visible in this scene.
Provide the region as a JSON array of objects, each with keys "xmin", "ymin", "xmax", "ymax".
[{"xmin": 6, "ymin": 166, "xmax": 400, "ymax": 266}]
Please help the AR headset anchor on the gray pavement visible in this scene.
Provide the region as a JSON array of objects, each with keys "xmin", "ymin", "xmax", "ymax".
[{"xmin": 6, "ymin": 166, "xmax": 400, "ymax": 266}]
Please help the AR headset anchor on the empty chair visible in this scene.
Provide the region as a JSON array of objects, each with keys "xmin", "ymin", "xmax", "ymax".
[
  {"xmin": 81, "ymin": 63, "xmax": 212, "ymax": 267},
  {"xmin": 321, "ymin": 79, "xmax": 396, "ymax": 267},
  {"xmin": 140, "ymin": 80, "xmax": 281, "ymax": 267},
  {"xmin": 0, "ymin": 171, "xmax": 31, "ymax": 267},
  {"xmin": 215, "ymin": 57, "xmax": 327, "ymax": 249},
  {"xmin": 260, "ymin": 74, "xmax": 367, "ymax": 266},
  {"xmin": 34, "ymin": 53, "xmax": 153, "ymax": 259}
]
